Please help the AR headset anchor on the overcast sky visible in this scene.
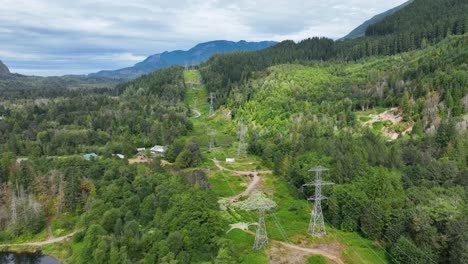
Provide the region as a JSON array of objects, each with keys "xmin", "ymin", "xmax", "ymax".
[{"xmin": 0, "ymin": 0, "xmax": 407, "ymax": 76}]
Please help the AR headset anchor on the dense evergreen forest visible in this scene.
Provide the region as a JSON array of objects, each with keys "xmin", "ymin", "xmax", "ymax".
[
  {"xmin": 0, "ymin": 74, "xmax": 121, "ymax": 99},
  {"xmin": 215, "ymin": 35, "xmax": 467, "ymax": 263},
  {"xmin": 0, "ymin": 0, "xmax": 467, "ymax": 263},
  {"xmin": 0, "ymin": 67, "xmax": 191, "ymax": 157},
  {"xmin": 0, "ymin": 66, "xmax": 229, "ymax": 263},
  {"xmin": 200, "ymin": 0, "xmax": 467, "ymax": 105}
]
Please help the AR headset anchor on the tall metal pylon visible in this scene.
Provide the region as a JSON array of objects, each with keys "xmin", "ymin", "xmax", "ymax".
[
  {"xmin": 232, "ymin": 191, "xmax": 276, "ymax": 250},
  {"xmin": 237, "ymin": 118, "xmax": 247, "ymax": 159},
  {"xmin": 208, "ymin": 93, "xmax": 215, "ymax": 117},
  {"xmin": 302, "ymin": 166, "xmax": 334, "ymax": 237},
  {"xmin": 254, "ymin": 208, "xmax": 268, "ymax": 249},
  {"xmin": 207, "ymin": 128, "xmax": 216, "ymax": 152},
  {"xmin": 193, "ymin": 98, "xmax": 197, "ymax": 110}
]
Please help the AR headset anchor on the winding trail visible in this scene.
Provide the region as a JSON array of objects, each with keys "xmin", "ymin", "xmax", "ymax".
[
  {"xmin": 211, "ymin": 158, "xmax": 345, "ymax": 264},
  {"xmin": 193, "ymin": 109, "xmax": 201, "ymax": 118},
  {"xmin": 211, "ymin": 158, "xmax": 271, "ymax": 202},
  {"xmin": 275, "ymin": 240, "xmax": 344, "ymax": 264},
  {"xmin": 0, "ymin": 231, "xmax": 78, "ymax": 247}
]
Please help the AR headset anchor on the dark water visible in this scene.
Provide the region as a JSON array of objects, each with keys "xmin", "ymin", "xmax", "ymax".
[{"xmin": 0, "ymin": 252, "xmax": 59, "ymax": 264}]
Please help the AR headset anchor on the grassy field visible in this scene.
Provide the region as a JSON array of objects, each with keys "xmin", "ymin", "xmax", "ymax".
[{"xmin": 227, "ymin": 230, "xmax": 268, "ymax": 263}]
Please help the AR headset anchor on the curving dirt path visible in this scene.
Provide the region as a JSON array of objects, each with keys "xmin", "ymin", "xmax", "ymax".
[
  {"xmin": 242, "ymin": 230, "xmax": 344, "ymax": 264},
  {"xmin": 212, "ymin": 158, "xmax": 344, "ymax": 264},
  {"xmin": 275, "ymin": 240, "xmax": 344, "ymax": 264},
  {"xmin": 211, "ymin": 158, "xmax": 271, "ymax": 202},
  {"xmin": 0, "ymin": 231, "xmax": 77, "ymax": 247},
  {"xmin": 193, "ymin": 109, "xmax": 201, "ymax": 118}
]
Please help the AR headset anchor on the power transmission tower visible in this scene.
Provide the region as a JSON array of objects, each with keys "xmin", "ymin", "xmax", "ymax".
[
  {"xmin": 207, "ymin": 128, "xmax": 216, "ymax": 152},
  {"xmin": 255, "ymin": 208, "xmax": 268, "ymax": 249},
  {"xmin": 232, "ymin": 191, "xmax": 276, "ymax": 250},
  {"xmin": 302, "ymin": 166, "xmax": 334, "ymax": 237},
  {"xmin": 208, "ymin": 93, "xmax": 215, "ymax": 117},
  {"xmin": 193, "ymin": 98, "xmax": 197, "ymax": 110},
  {"xmin": 237, "ymin": 118, "xmax": 247, "ymax": 159}
]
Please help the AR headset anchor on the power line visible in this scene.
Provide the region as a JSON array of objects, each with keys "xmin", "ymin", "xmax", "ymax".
[
  {"xmin": 340, "ymin": 189, "xmax": 437, "ymax": 264},
  {"xmin": 269, "ymin": 211, "xmax": 290, "ymax": 243},
  {"xmin": 300, "ymin": 184, "xmax": 392, "ymax": 263},
  {"xmin": 208, "ymin": 93, "xmax": 215, "ymax": 117},
  {"xmin": 237, "ymin": 118, "xmax": 247, "ymax": 159},
  {"xmin": 323, "ymin": 185, "xmax": 433, "ymax": 264},
  {"xmin": 324, "ymin": 197, "xmax": 396, "ymax": 264}
]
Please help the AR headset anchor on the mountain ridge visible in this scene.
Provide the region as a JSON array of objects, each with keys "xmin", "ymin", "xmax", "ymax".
[
  {"xmin": 339, "ymin": 0, "xmax": 413, "ymax": 40},
  {"xmin": 89, "ymin": 40, "xmax": 277, "ymax": 79},
  {"xmin": 0, "ymin": 60, "xmax": 10, "ymax": 75}
]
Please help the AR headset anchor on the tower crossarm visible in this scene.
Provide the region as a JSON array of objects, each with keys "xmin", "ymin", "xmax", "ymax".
[
  {"xmin": 302, "ymin": 181, "xmax": 334, "ymax": 187},
  {"xmin": 307, "ymin": 195, "xmax": 329, "ymax": 201}
]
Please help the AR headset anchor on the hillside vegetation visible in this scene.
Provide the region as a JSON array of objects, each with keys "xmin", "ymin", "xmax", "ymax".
[
  {"xmin": 201, "ymin": 35, "xmax": 467, "ymax": 263},
  {"xmin": 200, "ymin": 0, "xmax": 467, "ymax": 101},
  {"xmin": 0, "ymin": 1, "xmax": 466, "ymax": 263},
  {"xmin": 339, "ymin": 0, "xmax": 413, "ymax": 40}
]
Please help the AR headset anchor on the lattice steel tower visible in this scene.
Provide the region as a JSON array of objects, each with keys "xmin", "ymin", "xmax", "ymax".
[
  {"xmin": 232, "ymin": 191, "xmax": 277, "ymax": 250},
  {"xmin": 208, "ymin": 93, "xmax": 215, "ymax": 117},
  {"xmin": 302, "ymin": 166, "xmax": 334, "ymax": 237},
  {"xmin": 207, "ymin": 128, "xmax": 216, "ymax": 152},
  {"xmin": 237, "ymin": 118, "xmax": 247, "ymax": 159},
  {"xmin": 193, "ymin": 98, "xmax": 199, "ymax": 116}
]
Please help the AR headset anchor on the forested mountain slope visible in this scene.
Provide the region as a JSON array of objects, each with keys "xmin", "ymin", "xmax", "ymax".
[
  {"xmin": 339, "ymin": 0, "xmax": 467, "ymax": 59},
  {"xmin": 0, "ymin": 60, "xmax": 9, "ymax": 75},
  {"xmin": 0, "ymin": 1, "xmax": 466, "ymax": 263},
  {"xmin": 0, "ymin": 59, "xmax": 121, "ymax": 99},
  {"xmin": 365, "ymin": 0, "xmax": 467, "ymax": 37},
  {"xmin": 339, "ymin": 0, "xmax": 413, "ymax": 40},
  {"xmin": 204, "ymin": 34, "xmax": 467, "ymax": 264},
  {"xmin": 0, "ymin": 65, "xmax": 229, "ymax": 263},
  {"xmin": 200, "ymin": 0, "xmax": 467, "ymax": 104},
  {"xmin": 0, "ymin": 66, "xmax": 191, "ymax": 157}
]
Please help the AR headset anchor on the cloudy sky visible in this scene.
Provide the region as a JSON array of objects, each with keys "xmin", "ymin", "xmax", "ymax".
[{"xmin": 0, "ymin": 0, "xmax": 407, "ymax": 76}]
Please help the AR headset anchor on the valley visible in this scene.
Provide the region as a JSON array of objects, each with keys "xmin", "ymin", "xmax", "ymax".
[
  {"xmin": 180, "ymin": 69, "xmax": 391, "ymax": 263},
  {"xmin": 0, "ymin": 0, "xmax": 466, "ymax": 263}
]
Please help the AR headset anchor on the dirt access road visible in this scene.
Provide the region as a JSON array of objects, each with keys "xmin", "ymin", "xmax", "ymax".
[
  {"xmin": 211, "ymin": 158, "xmax": 272, "ymax": 202},
  {"xmin": 0, "ymin": 231, "xmax": 77, "ymax": 247},
  {"xmin": 211, "ymin": 158, "xmax": 345, "ymax": 264}
]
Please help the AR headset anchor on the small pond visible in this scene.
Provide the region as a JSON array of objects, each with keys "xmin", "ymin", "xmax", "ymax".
[{"xmin": 0, "ymin": 252, "xmax": 59, "ymax": 264}]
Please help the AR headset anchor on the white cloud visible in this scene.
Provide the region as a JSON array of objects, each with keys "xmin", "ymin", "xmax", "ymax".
[{"xmin": 0, "ymin": 0, "xmax": 409, "ymax": 76}]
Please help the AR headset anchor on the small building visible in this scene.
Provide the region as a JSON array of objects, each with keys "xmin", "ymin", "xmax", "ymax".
[
  {"xmin": 112, "ymin": 154, "xmax": 125, "ymax": 159},
  {"xmin": 150, "ymin": 145, "xmax": 167, "ymax": 155},
  {"xmin": 226, "ymin": 158, "xmax": 235, "ymax": 163},
  {"xmin": 83, "ymin": 153, "xmax": 98, "ymax": 160},
  {"xmin": 16, "ymin": 157, "xmax": 29, "ymax": 165},
  {"xmin": 137, "ymin": 147, "xmax": 146, "ymax": 153}
]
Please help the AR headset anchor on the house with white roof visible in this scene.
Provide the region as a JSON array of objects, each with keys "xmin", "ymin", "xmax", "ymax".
[{"xmin": 150, "ymin": 145, "xmax": 167, "ymax": 156}]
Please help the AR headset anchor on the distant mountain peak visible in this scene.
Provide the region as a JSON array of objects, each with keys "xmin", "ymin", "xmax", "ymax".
[
  {"xmin": 0, "ymin": 60, "xmax": 10, "ymax": 75},
  {"xmin": 89, "ymin": 40, "xmax": 277, "ymax": 79}
]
